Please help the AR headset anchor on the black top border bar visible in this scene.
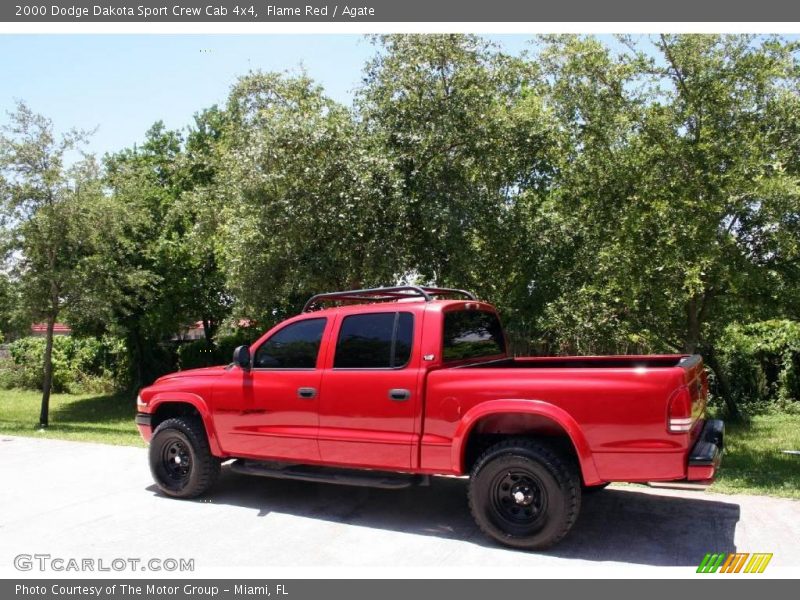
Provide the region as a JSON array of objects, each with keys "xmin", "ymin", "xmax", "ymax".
[{"xmin": 4, "ymin": 1, "xmax": 800, "ymax": 23}]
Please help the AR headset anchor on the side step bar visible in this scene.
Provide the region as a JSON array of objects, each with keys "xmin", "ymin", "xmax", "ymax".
[
  {"xmin": 229, "ymin": 459, "xmax": 430, "ymax": 490},
  {"xmin": 647, "ymin": 480, "xmax": 713, "ymax": 491}
]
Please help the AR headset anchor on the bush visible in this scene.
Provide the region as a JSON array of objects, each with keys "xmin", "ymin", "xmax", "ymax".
[
  {"xmin": 717, "ymin": 320, "xmax": 800, "ymax": 414},
  {"xmin": 2, "ymin": 335, "xmax": 127, "ymax": 394},
  {"xmin": 0, "ymin": 356, "xmax": 23, "ymax": 389},
  {"xmin": 176, "ymin": 339, "xmax": 218, "ymax": 370}
]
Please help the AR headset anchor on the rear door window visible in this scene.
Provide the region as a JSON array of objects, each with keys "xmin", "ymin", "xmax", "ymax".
[{"xmin": 334, "ymin": 312, "xmax": 414, "ymax": 369}]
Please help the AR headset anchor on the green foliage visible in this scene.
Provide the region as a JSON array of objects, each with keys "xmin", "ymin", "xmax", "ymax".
[
  {"xmin": 716, "ymin": 320, "xmax": 800, "ymax": 413},
  {"xmin": 3, "ymin": 35, "xmax": 799, "ymax": 422},
  {"xmin": 530, "ymin": 35, "xmax": 800, "ymax": 357},
  {"xmin": 176, "ymin": 339, "xmax": 218, "ymax": 370},
  {"xmin": 1, "ymin": 335, "xmax": 127, "ymax": 394},
  {"xmin": 358, "ymin": 35, "xmax": 554, "ymax": 300},
  {"xmin": 175, "ymin": 330, "xmax": 260, "ymax": 371},
  {"xmin": 212, "ymin": 71, "xmax": 404, "ymax": 321},
  {"xmin": 0, "ymin": 101, "xmax": 142, "ymax": 424},
  {"xmin": 102, "ymin": 118, "xmax": 232, "ymax": 388},
  {"xmin": 0, "ymin": 272, "xmax": 24, "ymax": 339}
]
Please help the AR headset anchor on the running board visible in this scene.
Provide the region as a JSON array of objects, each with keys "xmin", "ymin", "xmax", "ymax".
[
  {"xmin": 229, "ymin": 459, "xmax": 430, "ymax": 489},
  {"xmin": 647, "ymin": 480, "xmax": 712, "ymax": 491}
]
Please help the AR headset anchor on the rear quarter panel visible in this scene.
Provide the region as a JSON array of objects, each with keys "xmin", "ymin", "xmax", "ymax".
[{"xmin": 423, "ymin": 366, "xmax": 690, "ymax": 483}]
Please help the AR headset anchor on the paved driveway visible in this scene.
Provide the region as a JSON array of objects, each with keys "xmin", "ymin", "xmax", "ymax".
[{"xmin": 1, "ymin": 435, "xmax": 798, "ymax": 571}]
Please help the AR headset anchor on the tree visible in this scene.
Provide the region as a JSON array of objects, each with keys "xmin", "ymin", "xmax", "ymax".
[
  {"xmin": 103, "ymin": 118, "xmax": 232, "ymax": 388},
  {"xmin": 528, "ymin": 35, "xmax": 800, "ymax": 418},
  {"xmin": 179, "ymin": 107, "xmax": 234, "ymax": 344},
  {"xmin": 213, "ymin": 71, "xmax": 404, "ymax": 321},
  {"xmin": 357, "ymin": 34, "xmax": 556, "ymax": 305},
  {"xmin": 0, "ymin": 272, "xmax": 24, "ymax": 340},
  {"xmin": 0, "ymin": 102, "xmax": 126, "ymax": 426}
]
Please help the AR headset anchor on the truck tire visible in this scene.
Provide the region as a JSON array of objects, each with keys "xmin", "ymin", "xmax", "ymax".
[
  {"xmin": 149, "ymin": 416, "xmax": 220, "ymax": 499},
  {"xmin": 468, "ymin": 438, "xmax": 581, "ymax": 550}
]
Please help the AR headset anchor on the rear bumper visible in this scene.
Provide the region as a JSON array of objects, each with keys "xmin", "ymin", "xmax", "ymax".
[
  {"xmin": 135, "ymin": 412, "xmax": 153, "ymax": 442},
  {"xmin": 686, "ymin": 419, "xmax": 724, "ymax": 482}
]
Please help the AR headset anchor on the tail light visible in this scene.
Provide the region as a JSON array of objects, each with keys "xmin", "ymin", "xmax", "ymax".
[{"xmin": 668, "ymin": 386, "xmax": 692, "ymax": 433}]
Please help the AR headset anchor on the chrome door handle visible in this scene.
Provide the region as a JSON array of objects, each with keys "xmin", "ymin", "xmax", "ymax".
[
  {"xmin": 388, "ymin": 388, "xmax": 411, "ymax": 401},
  {"xmin": 297, "ymin": 387, "xmax": 317, "ymax": 399}
]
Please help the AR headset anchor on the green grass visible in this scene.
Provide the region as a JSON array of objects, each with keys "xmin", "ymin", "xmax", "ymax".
[
  {"xmin": 0, "ymin": 389, "xmax": 144, "ymax": 446},
  {"xmin": 711, "ymin": 413, "xmax": 800, "ymax": 499},
  {"xmin": 1, "ymin": 389, "xmax": 799, "ymax": 498}
]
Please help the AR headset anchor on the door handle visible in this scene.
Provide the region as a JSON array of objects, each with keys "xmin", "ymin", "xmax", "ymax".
[
  {"xmin": 297, "ymin": 387, "xmax": 317, "ymax": 399},
  {"xmin": 388, "ymin": 388, "xmax": 411, "ymax": 401}
]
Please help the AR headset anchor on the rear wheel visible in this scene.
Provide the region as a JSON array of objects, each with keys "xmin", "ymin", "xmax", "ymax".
[
  {"xmin": 468, "ymin": 438, "xmax": 581, "ymax": 550},
  {"xmin": 149, "ymin": 416, "xmax": 220, "ymax": 498}
]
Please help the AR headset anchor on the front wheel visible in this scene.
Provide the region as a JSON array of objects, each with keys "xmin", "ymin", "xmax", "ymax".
[
  {"xmin": 149, "ymin": 416, "xmax": 220, "ymax": 498},
  {"xmin": 468, "ymin": 439, "xmax": 581, "ymax": 550}
]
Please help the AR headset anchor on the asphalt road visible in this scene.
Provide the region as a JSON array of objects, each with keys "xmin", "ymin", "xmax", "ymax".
[{"xmin": 1, "ymin": 435, "xmax": 798, "ymax": 571}]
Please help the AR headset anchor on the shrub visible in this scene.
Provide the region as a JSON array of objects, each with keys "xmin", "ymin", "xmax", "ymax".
[
  {"xmin": 717, "ymin": 320, "xmax": 800, "ymax": 413},
  {"xmin": 2, "ymin": 335, "xmax": 127, "ymax": 394},
  {"xmin": 175, "ymin": 330, "xmax": 260, "ymax": 371},
  {"xmin": 176, "ymin": 339, "xmax": 218, "ymax": 370},
  {"xmin": 0, "ymin": 356, "xmax": 23, "ymax": 389}
]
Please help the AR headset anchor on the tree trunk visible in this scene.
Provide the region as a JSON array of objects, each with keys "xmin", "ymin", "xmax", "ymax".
[
  {"xmin": 202, "ymin": 317, "xmax": 214, "ymax": 347},
  {"xmin": 38, "ymin": 315, "xmax": 56, "ymax": 428},
  {"xmin": 129, "ymin": 328, "xmax": 143, "ymax": 392},
  {"xmin": 704, "ymin": 346, "xmax": 742, "ymax": 422},
  {"xmin": 684, "ymin": 297, "xmax": 701, "ymax": 354}
]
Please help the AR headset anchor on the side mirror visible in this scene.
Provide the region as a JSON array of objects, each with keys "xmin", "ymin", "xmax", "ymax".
[{"xmin": 232, "ymin": 345, "xmax": 251, "ymax": 370}]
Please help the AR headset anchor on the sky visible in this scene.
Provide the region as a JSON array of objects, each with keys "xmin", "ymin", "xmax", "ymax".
[{"xmin": 0, "ymin": 34, "xmax": 535, "ymax": 158}]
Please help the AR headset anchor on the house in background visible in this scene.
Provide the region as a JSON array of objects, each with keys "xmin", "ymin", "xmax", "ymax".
[
  {"xmin": 30, "ymin": 323, "xmax": 72, "ymax": 337},
  {"xmin": 174, "ymin": 321, "xmax": 207, "ymax": 342}
]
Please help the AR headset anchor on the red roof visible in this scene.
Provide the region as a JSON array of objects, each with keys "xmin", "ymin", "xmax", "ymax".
[{"xmin": 30, "ymin": 323, "xmax": 72, "ymax": 334}]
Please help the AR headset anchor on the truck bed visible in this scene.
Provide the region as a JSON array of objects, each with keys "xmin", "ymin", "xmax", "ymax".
[{"xmin": 423, "ymin": 353, "xmax": 707, "ymax": 482}]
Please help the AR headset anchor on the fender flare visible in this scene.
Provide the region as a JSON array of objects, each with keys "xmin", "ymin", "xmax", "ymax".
[
  {"xmin": 148, "ymin": 392, "xmax": 223, "ymax": 457},
  {"xmin": 451, "ymin": 399, "xmax": 601, "ymax": 485}
]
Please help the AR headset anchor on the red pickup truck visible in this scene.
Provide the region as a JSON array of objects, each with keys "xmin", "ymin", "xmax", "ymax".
[{"xmin": 135, "ymin": 286, "xmax": 724, "ymax": 549}]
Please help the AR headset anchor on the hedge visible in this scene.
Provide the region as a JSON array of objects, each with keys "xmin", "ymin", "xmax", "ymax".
[
  {"xmin": 716, "ymin": 320, "xmax": 800, "ymax": 413},
  {"xmin": 0, "ymin": 335, "xmax": 127, "ymax": 394}
]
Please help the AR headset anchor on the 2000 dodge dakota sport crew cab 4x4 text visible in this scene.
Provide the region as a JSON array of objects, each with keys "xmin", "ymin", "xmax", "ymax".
[{"xmin": 135, "ymin": 286, "xmax": 724, "ymax": 549}]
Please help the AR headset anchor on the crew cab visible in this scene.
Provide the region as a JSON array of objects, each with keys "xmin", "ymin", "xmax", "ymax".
[{"xmin": 136, "ymin": 286, "xmax": 724, "ymax": 549}]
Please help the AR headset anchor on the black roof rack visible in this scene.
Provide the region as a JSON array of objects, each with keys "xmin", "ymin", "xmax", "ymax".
[{"xmin": 302, "ymin": 286, "xmax": 477, "ymax": 312}]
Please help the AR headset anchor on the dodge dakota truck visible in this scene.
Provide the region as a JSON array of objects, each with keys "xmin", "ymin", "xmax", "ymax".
[{"xmin": 135, "ymin": 286, "xmax": 724, "ymax": 549}]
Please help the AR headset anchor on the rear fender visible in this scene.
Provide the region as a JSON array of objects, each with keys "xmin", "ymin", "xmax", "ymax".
[
  {"xmin": 452, "ymin": 399, "xmax": 601, "ymax": 485},
  {"xmin": 149, "ymin": 392, "xmax": 223, "ymax": 457}
]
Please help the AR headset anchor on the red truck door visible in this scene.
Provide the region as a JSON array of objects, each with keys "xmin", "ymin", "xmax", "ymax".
[
  {"xmin": 318, "ymin": 309, "xmax": 421, "ymax": 469},
  {"xmin": 212, "ymin": 317, "xmax": 329, "ymax": 462}
]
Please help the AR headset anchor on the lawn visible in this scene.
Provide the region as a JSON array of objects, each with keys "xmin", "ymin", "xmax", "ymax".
[
  {"xmin": 1, "ymin": 389, "xmax": 798, "ymax": 498},
  {"xmin": 0, "ymin": 389, "xmax": 144, "ymax": 446},
  {"xmin": 711, "ymin": 412, "xmax": 800, "ymax": 499}
]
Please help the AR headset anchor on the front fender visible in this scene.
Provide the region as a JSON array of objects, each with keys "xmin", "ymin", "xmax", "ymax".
[
  {"xmin": 148, "ymin": 391, "xmax": 223, "ymax": 457},
  {"xmin": 451, "ymin": 399, "xmax": 601, "ymax": 485}
]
